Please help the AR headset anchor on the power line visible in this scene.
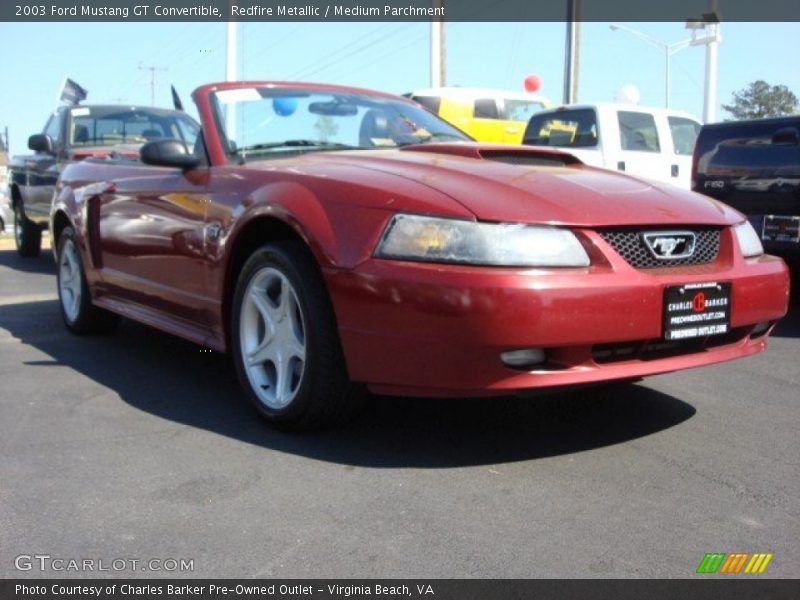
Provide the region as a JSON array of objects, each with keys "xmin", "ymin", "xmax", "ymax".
[
  {"xmin": 287, "ymin": 23, "xmax": 414, "ymax": 82},
  {"xmin": 327, "ymin": 28, "xmax": 429, "ymax": 84},
  {"xmin": 241, "ymin": 22, "xmax": 308, "ymax": 76},
  {"xmin": 138, "ymin": 63, "xmax": 168, "ymax": 106}
]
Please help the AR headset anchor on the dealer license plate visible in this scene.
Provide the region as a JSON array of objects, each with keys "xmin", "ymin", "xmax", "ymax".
[
  {"xmin": 663, "ymin": 282, "xmax": 731, "ymax": 341},
  {"xmin": 762, "ymin": 214, "xmax": 800, "ymax": 243}
]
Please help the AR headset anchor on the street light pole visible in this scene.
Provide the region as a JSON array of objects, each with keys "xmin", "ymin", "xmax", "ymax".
[
  {"xmin": 702, "ymin": 19, "xmax": 719, "ymax": 123},
  {"xmin": 225, "ymin": 7, "xmax": 237, "ymax": 143},
  {"xmin": 563, "ymin": 0, "xmax": 580, "ymax": 104},
  {"xmin": 430, "ymin": 0, "xmax": 445, "ymax": 87},
  {"xmin": 609, "ymin": 24, "xmax": 693, "ymax": 109},
  {"xmin": 665, "ymin": 50, "xmax": 670, "ymax": 110}
]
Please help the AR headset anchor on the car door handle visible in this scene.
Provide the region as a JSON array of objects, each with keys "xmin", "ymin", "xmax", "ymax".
[
  {"xmin": 505, "ymin": 127, "xmax": 519, "ymax": 134},
  {"xmin": 617, "ymin": 161, "xmax": 626, "ymax": 171},
  {"xmin": 671, "ymin": 164, "xmax": 679, "ymax": 177}
]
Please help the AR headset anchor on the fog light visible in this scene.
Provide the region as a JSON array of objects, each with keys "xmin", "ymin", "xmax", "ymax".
[{"xmin": 501, "ymin": 348, "xmax": 546, "ymax": 369}]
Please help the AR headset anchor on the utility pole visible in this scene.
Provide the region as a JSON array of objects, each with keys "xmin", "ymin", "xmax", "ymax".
[
  {"xmin": 430, "ymin": 0, "xmax": 445, "ymax": 87},
  {"xmin": 225, "ymin": 16, "xmax": 238, "ymax": 142},
  {"xmin": 226, "ymin": 21, "xmax": 237, "ymax": 82},
  {"xmin": 138, "ymin": 63, "xmax": 167, "ymax": 106},
  {"xmin": 563, "ymin": 0, "xmax": 580, "ymax": 104},
  {"xmin": 702, "ymin": 1, "xmax": 720, "ymax": 123},
  {"xmin": 686, "ymin": 1, "xmax": 722, "ymax": 123}
]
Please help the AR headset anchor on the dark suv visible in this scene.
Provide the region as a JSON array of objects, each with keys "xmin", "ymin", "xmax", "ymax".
[
  {"xmin": 692, "ymin": 116, "xmax": 800, "ymax": 267},
  {"xmin": 9, "ymin": 104, "xmax": 200, "ymax": 257}
]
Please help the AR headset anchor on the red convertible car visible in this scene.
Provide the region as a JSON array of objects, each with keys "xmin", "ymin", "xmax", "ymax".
[{"xmin": 51, "ymin": 81, "xmax": 790, "ymax": 429}]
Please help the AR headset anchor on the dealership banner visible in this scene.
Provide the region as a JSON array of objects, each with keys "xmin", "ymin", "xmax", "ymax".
[
  {"xmin": 3, "ymin": 0, "xmax": 800, "ymax": 22},
  {"xmin": 3, "ymin": 580, "xmax": 800, "ymax": 600}
]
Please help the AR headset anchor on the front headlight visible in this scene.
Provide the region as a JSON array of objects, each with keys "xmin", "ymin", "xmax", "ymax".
[
  {"xmin": 375, "ymin": 214, "xmax": 590, "ymax": 267},
  {"xmin": 733, "ymin": 221, "xmax": 764, "ymax": 258}
]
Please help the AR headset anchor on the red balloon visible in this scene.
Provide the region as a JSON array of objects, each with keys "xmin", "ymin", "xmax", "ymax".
[{"xmin": 524, "ymin": 75, "xmax": 541, "ymax": 93}]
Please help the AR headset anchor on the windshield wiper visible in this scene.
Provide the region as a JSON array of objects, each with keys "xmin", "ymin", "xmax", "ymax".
[
  {"xmin": 235, "ymin": 139, "xmax": 358, "ymax": 156},
  {"xmin": 394, "ymin": 132, "xmax": 468, "ymax": 147}
]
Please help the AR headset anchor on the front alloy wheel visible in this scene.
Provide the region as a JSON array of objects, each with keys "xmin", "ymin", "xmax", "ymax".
[
  {"xmin": 231, "ymin": 241, "xmax": 361, "ymax": 430},
  {"xmin": 240, "ymin": 267, "xmax": 307, "ymax": 409}
]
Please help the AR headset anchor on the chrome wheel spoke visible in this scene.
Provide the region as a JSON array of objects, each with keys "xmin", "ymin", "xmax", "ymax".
[
  {"xmin": 283, "ymin": 336, "xmax": 305, "ymax": 363},
  {"xmin": 247, "ymin": 335, "xmax": 276, "ymax": 366},
  {"xmin": 273, "ymin": 353, "xmax": 291, "ymax": 404},
  {"xmin": 249, "ymin": 287, "xmax": 276, "ymax": 333}
]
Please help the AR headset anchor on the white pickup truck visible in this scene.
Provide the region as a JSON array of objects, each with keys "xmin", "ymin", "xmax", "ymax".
[{"xmin": 523, "ymin": 103, "xmax": 702, "ymax": 189}]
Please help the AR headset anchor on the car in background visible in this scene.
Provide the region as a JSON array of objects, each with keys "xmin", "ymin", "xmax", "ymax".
[
  {"xmin": 523, "ymin": 103, "xmax": 701, "ymax": 189},
  {"xmin": 50, "ymin": 80, "xmax": 788, "ymax": 430},
  {"xmin": 406, "ymin": 87, "xmax": 551, "ymax": 144},
  {"xmin": 692, "ymin": 116, "xmax": 800, "ymax": 270},
  {"xmin": 9, "ymin": 104, "xmax": 200, "ymax": 257},
  {"xmin": 0, "ymin": 151, "xmax": 9, "ymax": 233},
  {"xmin": 0, "ymin": 191, "xmax": 12, "ymax": 233}
]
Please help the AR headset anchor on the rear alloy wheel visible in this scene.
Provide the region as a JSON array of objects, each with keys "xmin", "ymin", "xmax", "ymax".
[
  {"xmin": 14, "ymin": 203, "xmax": 42, "ymax": 257},
  {"xmin": 57, "ymin": 227, "xmax": 119, "ymax": 334},
  {"xmin": 232, "ymin": 241, "xmax": 361, "ymax": 430}
]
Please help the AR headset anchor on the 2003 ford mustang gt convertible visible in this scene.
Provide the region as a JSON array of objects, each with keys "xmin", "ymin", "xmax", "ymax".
[{"xmin": 51, "ymin": 81, "xmax": 790, "ymax": 429}]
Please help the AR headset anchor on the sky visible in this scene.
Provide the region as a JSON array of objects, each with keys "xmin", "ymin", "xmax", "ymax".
[{"xmin": 1, "ymin": 20, "xmax": 799, "ymax": 156}]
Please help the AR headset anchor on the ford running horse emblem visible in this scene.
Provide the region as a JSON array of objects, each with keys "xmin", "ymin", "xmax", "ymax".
[{"xmin": 642, "ymin": 231, "xmax": 697, "ymax": 259}]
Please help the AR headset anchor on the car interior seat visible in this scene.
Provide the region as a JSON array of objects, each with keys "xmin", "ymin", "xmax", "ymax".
[
  {"xmin": 74, "ymin": 125, "xmax": 90, "ymax": 144},
  {"xmin": 141, "ymin": 129, "xmax": 163, "ymax": 141},
  {"xmin": 359, "ymin": 110, "xmax": 390, "ymax": 146}
]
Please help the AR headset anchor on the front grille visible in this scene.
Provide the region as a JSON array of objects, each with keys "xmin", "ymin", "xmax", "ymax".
[{"xmin": 599, "ymin": 228, "xmax": 721, "ymax": 268}]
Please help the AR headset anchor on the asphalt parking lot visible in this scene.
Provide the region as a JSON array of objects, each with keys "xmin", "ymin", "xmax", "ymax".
[{"xmin": 0, "ymin": 243, "xmax": 798, "ymax": 579}]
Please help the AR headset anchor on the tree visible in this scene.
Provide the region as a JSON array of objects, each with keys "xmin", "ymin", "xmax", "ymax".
[
  {"xmin": 723, "ymin": 80, "xmax": 798, "ymax": 120},
  {"xmin": 314, "ymin": 116, "xmax": 339, "ymax": 143}
]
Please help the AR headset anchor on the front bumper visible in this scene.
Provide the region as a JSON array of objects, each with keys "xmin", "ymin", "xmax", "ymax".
[{"xmin": 324, "ymin": 229, "xmax": 790, "ymax": 397}]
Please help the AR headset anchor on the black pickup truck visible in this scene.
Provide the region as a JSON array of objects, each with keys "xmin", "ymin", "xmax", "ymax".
[
  {"xmin": 9, "ymin": 104, "xmax": 200, "ymax": 256},
  {"xmin": 693, "ymin": 116, "xmax": 800, "ymax": 267}
]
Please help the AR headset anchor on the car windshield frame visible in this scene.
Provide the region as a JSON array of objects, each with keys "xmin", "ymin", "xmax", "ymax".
[{"xmin": 209, "ymin": 86, "xmax": 472, "ymax": 163}]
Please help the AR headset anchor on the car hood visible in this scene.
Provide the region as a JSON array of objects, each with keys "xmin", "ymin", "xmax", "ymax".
[
  {"xmin": 303, "ymin": 143, "xmax": 742, "ymax": 227},
  {"xmin": 247, "ymin": 143, "xmax": 744, "ymax": 227}
]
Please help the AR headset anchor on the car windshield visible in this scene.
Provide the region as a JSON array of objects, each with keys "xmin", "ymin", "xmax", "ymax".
[
  {"xmin": 211, "ymin": 87, "xmax": 470, "ymax": 161},
  {"xmin": 70, "ymin": 106, "xmax": 200, "ymax": 148}
]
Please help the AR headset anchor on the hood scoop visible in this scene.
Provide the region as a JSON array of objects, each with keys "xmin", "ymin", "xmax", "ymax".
[{"xmin": 399, "ymin": 142, "xmax": 582, "ymax": 167}]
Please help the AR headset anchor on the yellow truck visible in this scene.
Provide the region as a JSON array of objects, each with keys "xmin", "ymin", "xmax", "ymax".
[{"xmin": 405, "ymin": 87, "xmax": 551, "ymax": 144}]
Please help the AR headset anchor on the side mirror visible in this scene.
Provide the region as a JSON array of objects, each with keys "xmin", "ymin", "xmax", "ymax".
[
  {"xmin": 140, "ymin": 139, "xmax": 200, "ymax": 170},
  {"xmin": 28, "ymin": 134, "xmax": 54, "ymax": 154}
]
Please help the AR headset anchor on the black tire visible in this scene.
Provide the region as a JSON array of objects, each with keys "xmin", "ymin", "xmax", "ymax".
[
  {"xmin": 14, "ymin": 202, "xmax": 42, "ymax": 258},
  {"xmin": 231, "ymin": 240, "xmax": 361, "ymax": 430},
  {"xmin": 56, "ymin": 227, "xmax": 120, "ymax": 335}
]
